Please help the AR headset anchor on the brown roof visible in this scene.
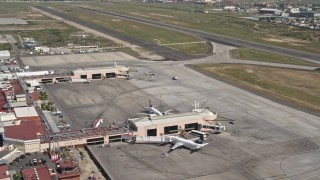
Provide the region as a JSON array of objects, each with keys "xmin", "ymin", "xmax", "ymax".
[
  {"xmin": 31, "ymin": 92, "xmax": 40, "ymax": 101},
  {"xmin": 12, "ymin": 80, "xmax": 23, "ymax": 95},
  {"xmin": 0, "ymin": 165, "xmax": 9, "ymax": 179},
  {"xmin": 22, "ymin": 167, "xmax": 51, "ymax": 180},
  {"xmin": 4, "ymin": 121, "xmax": 39, "ymax": 141},
  {"xmin": 59, "ymin": 159, "xmax": 79, "ymax": 168}
]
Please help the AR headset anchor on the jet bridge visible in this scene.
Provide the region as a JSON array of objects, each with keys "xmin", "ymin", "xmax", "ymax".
[
  {"xmin": 200, "ymin": 123, "xmax": 226, "ymax": 133},
  {"xmin": 121, "ymin": 135, "xmax": 171, "ymax": 144}
]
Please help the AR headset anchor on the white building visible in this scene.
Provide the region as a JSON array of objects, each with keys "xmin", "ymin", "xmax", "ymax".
[
  {"xmin": 34, "ymin": 46, "xmax": 50, "ymax": 53},
  {"xmin": 224, "ymin": 6, "xmax": 236, "ymax": 11},
  {"xmin": 0, "ymin": 51, "xmax": 10, "ymax": 60},
  {"xmin": 290, "ymin": 8, "xmax": 300, "ymax": 13}
]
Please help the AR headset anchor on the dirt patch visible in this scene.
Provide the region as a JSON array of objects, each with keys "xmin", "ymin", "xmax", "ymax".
[
  {"xmin": 150, "ymin": 13, "xmax": 175, "ymax": 18},
  {"xmin": 130, "ymin": 12, "xmax": 149, "ymax": 18},
  {"xmin": 69, "ymin": 148, "xmax": 105, "ymax": 180},
  {"xmin": 262, "ymin": 36, "xmax": 310, "ymax": 46},
  {"xmin": 111, "ymin": 19, "xmax": 121, "ymax": 22},
  {"xmin": 131, "ymin": 25, "xmax": 139, "ymax": 29}
]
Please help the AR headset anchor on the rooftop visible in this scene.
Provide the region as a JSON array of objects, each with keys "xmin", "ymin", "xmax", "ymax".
[
  {"xmin": 72, "ymin": 66, "xmax": 128, "ymax": 73},
  {"xmin": 58, "ymin": 159, "xmax": 80, "ymax": 178},
  {"xmin": 22, "ymin": 167, "xmax": 51, "ymax": 180},
  {"xmin": 31, "ymin": 92, "xmax": 40, "ymax": 101},
  {"xmin": 9, "ymin": 101, "xmax": 28, "ymax": 108},
  {"xmin": 129, "ymin": 110, "xmax": 216, "ymax": 127},
  {"xmin": 59, "ymin": 159, "xmax": 79, "ymax": 168},
  {"xmin": 14, "ymin": 106, "xmax": 39, "ymax": 117},
  {"xmin": 0, "ymin": 164, "xmax": 9, "ymax": 179},
  {"xmin": 4, "ymin": 121, "xmax": 40, "ymax": 141},
  {"xmin": 0, "ymin": 50, "xmax": 10, "ymax": 58},
  {"xmin": 12, "ymin": 80, "xmax": 23, "ymax": 95}
]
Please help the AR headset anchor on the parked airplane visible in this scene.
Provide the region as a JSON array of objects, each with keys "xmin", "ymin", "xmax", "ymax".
[
  {"xmin": 141, "ymin": 100, "xmax": 172, "ymax": 116},
  {"xmin": 122, "ymin": 135, "xmax": 208, "ymax": 152},
  {"xmin": 169, "ymin": 136, "xmax": 208, "ymax": 150}
]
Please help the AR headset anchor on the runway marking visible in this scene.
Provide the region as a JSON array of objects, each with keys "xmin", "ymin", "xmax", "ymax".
[{"xmin": 159, "ymin": 41, "xmax": 206, "ymax": 46}]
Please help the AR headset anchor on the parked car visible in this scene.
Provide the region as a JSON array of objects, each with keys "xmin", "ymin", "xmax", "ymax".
[
  {"xmin": 14, "ymin": 157, "xmax": 21, "ymax": 163},
  {"xmin": 33, "ymin": 159, "xmax": 38, "ymax": 166},
  {"xmin": 19, "ymin": 154, "xmax": 26, "ymax": 159},
  {"xmin": 9, "ymin": 162, "xmax": 16, "ymax": 166},
  {"xmin": 26, "ymin": 153, "xmax": 31, "ymax": 156},
  {"xmin": 29, "ymin": 160, "xmax": 34, "ymax": 166}
]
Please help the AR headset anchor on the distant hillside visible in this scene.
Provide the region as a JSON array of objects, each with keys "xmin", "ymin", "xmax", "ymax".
[{"xmin": 230, "ymin": 0, "xmax": 320, "ymax": 4}]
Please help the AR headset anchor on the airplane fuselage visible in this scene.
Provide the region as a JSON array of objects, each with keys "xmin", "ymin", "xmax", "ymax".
[
  {"xmin": 150, "ymin": 107, "xmax": 163, "ymax": 116},
  {"xmin": 170, "ymin": 136, "xmax": 207, "ymax": 150}
]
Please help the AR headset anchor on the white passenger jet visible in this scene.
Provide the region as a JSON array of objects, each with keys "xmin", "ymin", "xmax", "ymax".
[
  {"xmin": 168, "ymin": 136, "xmax": 208, "ymax": 150},
  {"xmin": 123, "ymin": 135, "xmax": 208, "ymax": 152},
  {"xmin": 141, "ymin": 100, "xmax": 172, "ymax": 116}
]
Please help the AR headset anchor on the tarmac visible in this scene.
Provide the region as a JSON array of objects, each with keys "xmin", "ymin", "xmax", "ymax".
[
  {"xmin": 24, "ymin": 51, "xmax": 320, "ymax": 179},
  {"xmin": 16, "ymin": 8, "xmax": 320, "ymax": 178},
  {"xmin": 86, "ymin": 58, "xmax": 320, "ymax": 180}
]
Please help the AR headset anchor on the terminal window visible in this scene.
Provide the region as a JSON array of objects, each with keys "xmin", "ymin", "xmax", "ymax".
[
  {"xmin": 185, "ymin": 123, "xmax": 199, "ymax": 131},
  {"xmin": 164, "ymin": 125, "xmax": 178, "ymax": 134}
]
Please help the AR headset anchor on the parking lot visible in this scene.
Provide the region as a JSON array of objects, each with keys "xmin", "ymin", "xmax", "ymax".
[{"xmin": 8, "ymin": 151, "xmax": 55, "ymax": 172}]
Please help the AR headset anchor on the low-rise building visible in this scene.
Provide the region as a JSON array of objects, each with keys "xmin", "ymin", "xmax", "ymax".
[
  {"xmin": 129, "ymin": 110, "xmax": 217, "ymax": 137},
  {"xmin": 0, "ymin": 164, "xmax": 10, "ymax": 180},
  {"xmin": 4, "ymin": 121, "xmax": 44, "ymax": 153},
  {"xmin": 259, "ymin": 8, "xmax": 283, "ymax": 15},
  {"xmin": 0, "ymin": 51, "xmax": 10, "ymax": 60},
  {"xmin": 57, "ymin": 159, "xmax": 80, "ymax": 180},
  {"xmin": 34, "ymin": 46, "xmax": 50, "ymax": 53},
  {"xmin": 14, "ymin": 107, "xmax": 41, "ymax": 124}
]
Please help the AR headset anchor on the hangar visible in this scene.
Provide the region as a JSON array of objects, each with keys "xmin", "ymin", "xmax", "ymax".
[{"xmin": 71, "ymin": 66, "xmax": 129, "ymax": 80}]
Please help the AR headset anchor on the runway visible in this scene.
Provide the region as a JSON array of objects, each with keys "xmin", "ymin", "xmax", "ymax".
[
  {"xmin": 82, "ymin": 7, "xmax": 320, "ymax": 62},
  {"xmin": 34, "ymin": 6, "xmax": 208, "ymax": 61}
]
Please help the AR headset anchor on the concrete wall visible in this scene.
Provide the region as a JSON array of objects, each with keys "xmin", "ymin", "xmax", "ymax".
[
  {"xmin": 18, "ymin": 116, "xmax": 41, "ymax": 124},
  {"xmin": 137, "ymin": 119, "xmax": 205, "ymax": 136},
  {"xmin": 24, "ymin": 139, "xmax": 41, "ymax": 153},
  {"xmin": 42, "ymin": 135, "xmax": 107, "ymax": 150}
]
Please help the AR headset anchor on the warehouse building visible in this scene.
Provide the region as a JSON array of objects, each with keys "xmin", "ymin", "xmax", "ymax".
[
  {"xmin": 259, "ymin": 8, "xmax": 283, "ymax": 16},
  {"xmin": 71, "ymin": 66, "xmax": 129, "ymax": 80},
  {"xmin": 290, "ymin": 11, "xmax": 320, "ymax": 18}
]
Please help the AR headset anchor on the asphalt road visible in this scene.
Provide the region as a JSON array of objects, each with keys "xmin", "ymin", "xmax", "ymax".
[
  {"xmin": 82, "ymin": 7, "xmax": 320, "ymax": 62},
  {"xmin": 34, "ymin": 6, "xmax": 208, "ymax": 61},
  {"xmin": 5, "ymin": 35, "xmax": 25, "ymax": 68}
]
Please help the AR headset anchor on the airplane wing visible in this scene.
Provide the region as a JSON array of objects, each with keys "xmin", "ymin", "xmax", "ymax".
[
  {"xmin": 189, "ymin": 137, "xmax": 201, "ymax": 142},
  {"xmin": 163, "ymin": 109, "xmax": 173, "ymax": 115},
  {"xmin": 171, "ymin": 142, "xmax": 184, "ymax": 150}
]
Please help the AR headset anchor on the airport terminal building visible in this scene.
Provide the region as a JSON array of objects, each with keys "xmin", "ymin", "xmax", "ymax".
[{"xmin": 3, "ymin": 109, "xmax": 217, "ymax": 153}]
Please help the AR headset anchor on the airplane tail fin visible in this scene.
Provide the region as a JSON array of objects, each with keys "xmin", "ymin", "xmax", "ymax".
[
  {"xmin": 196, "ymin": 143, "xmax": 209, "ymax": 149},
  {"xmin": 149, "ymin": 99, "xmax": 153, "ymax": 107}
]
